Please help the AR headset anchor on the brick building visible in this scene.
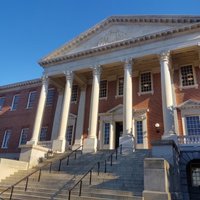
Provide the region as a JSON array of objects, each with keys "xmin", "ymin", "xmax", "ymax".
[{"xmin": 1, "ymin": 15, "xmax": 200, "ymax": 159}]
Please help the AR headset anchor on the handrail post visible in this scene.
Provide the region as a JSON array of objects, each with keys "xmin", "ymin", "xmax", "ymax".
[
  {"xmin": 68, "ymin": 190, "xmax": 71, "ymax": 200},
  {"xmin": 79, "ymin": 180, "xmax": 82, "ymax": 196},
  {"xmin": 75, "ymin": 151, "xmax": 77, "ymax": 160},
  {"xmin": 89, "ymin": 170, "xmax": 92, "ymax": 185},
  {"xmin": 9, "ymin": 186, "xmax": 14, "ymax": 200},
  {"xmin": 97, "ymin": 162, "xmax": 100, "ymax": 175},
  {"xmin": 58, "ymin": 159, "xmax": 62, "ymax": 171},
  {"xmin": 67, "ymin": 156, "xmax": 69, "ymax": 165},
  {"xmin": 25, "ymin": 177, "xmax": 29, "ymax": 191},
  {"xmin": 49, "ymin": 162, "xmax": 52, "ymax": 173},
  {"xmin": 38, "ymin": 169, "xmax": 41, "ymax": 182},
  {"xmin": 104, "ymin": 160, "xmax": 107, "ymax": 173},
  {"xmin": 110, "ymin": 154, "xmax": 113, "ymax": 166},
  {"xmin": 120, "ymin": 144, "xmax": 122, "ymax": 154},
  {"xmin": 116, "ymin": 148, "xmax": 118, "ymax": 160}
]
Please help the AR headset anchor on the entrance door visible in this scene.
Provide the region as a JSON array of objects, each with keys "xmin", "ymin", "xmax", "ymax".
[
  {"xmin": 187, "ymin": 160, "xmax": 200, "ymax": 200},
  {"xmin": 115, "ymin": 122, "xmax": 123, "ymax": 148}
]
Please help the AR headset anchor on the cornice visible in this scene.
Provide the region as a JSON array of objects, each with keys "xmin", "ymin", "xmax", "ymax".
[
  {"xmin": 39, "ymin": 20, "xmax": 200, "ymax": 67},
  {"xmin": 0, "ymin": 78, "xmax": 41, "ymax": 92}
]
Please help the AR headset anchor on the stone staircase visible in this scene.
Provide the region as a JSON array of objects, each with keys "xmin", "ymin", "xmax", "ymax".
[{"xmin": 0, "ymin": 149, "xmax": 150, "ymax": 200}]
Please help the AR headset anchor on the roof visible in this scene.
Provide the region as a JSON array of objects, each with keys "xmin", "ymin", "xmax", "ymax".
[{"xmin": 39, "ymin": 15, "xmax": 200, "ymax": 67}]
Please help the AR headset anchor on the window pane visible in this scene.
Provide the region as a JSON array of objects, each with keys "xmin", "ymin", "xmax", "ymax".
[
  {"xmin": 186, "ymin": 116, "xmax": 200, "ymax": 135},
  {"xmin": 2, "ymin": 130, "xmax": 12, "ymax": 148},
  {"xmin": 181, "ymin": 65, "xmax": 195, "ymax": 86},
  {"xmin": 136, "ymin": 121, "xmax": 143, "ymax": 144},
  {"xmin": 100, "ymin": 80, "xmax": 107, "ymax": 98},
  {"xmin": 0, "ymin": 97, "xmax": 5, "ymax": 111},
  {"xmin": 66, "ymin": 125, "xmax": 73, "ymax": 145},
  {"xmin": 27, "ymin": 92, "xmax": 36, "ymax": 108},
  {"xmin": 141, "ymin": 72, "xmax": 152, "ymax": 92},
  {"xmin": 191, "ymin": 164, "xmax": 200, "ymax": 187},
  {"xmin": 11, "ymin": 95, "xmax": 20, "ymax": 111},
  {"xmin": 39, "ymin": 127, "xmax": 48, "ymax": 141},
  {"xmin": 118, "ymin": 78, "xmax": 124, "ymax": 96},
  {"xmin": 104, "ymin": 123, "xmax": 110, "ymax": 145},
  {"xmin": 19, "ymin": 128, "xmax": 29, "ymax": 145},
  {"xmin": 71, "ymin": 85, "xmax": 78, "ymax": 102},
  {"xmin": 46, "ymin": 89, "xmax": 55, "ymax": 106}
]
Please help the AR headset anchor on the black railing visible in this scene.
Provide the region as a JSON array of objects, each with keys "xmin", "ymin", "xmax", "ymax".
[
  {"xmin": 67, "ymin": 144, "xmax": 122, "ymax": 200},
  {"xmin": 0, "ymin": 145, "xmax": 83, "ymax": 200}
]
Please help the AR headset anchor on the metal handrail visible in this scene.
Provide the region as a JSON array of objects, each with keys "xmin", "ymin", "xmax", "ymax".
[
  {"xmin": 67, "ymin": 144, "xmax": 122, "ymax": 200},
  {"xmin": 0, "ymin": 145, "xmax": 83, "ymax": 200}
]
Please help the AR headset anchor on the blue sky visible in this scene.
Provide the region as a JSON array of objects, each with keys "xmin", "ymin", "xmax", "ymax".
[{"xmin": 1, "ymin": 0, "xmax": 200, "ymax": 85}]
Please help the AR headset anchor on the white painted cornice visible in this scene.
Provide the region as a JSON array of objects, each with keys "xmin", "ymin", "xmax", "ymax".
[
  {"xmin": 39, "ymin": 15, "xmax": 200, "ymax": 67},
  {"xmin": 177, "ymin": 99, "xmax": 200, "ymax": 110},
  {"xmin": 0, "ymin": 79, "xmax": 41, "ymax": 93}
]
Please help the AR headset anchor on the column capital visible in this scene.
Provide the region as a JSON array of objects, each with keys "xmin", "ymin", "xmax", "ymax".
[
  {"xmin": 159, "ymin": 51, "xmax": 170, "ymax": 63},
  {"xmin": 122, "ymin": 57, "xmax": 133, "ymax": 66},
  {"xmin": 41, "ymin": 75, "xmax": 49, "ymax": 85},
  {"xmin": 92, "ymin": 65, "xmax": 102, "ymax": 76},
  {"xmin": 63, "ymin": 71, "xmax": 73, "ymax": 81}
]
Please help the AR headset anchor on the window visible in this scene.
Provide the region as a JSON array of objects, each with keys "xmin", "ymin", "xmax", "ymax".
[
  {"xmin": 136, "ymin": 121, "xmax": 143, "ymax": 144},
  {"xmin": 0, "ymin": 97, "xmax": 5, "ymax": 111},
  {"xmin": 2, "ymin": 130, "xmax": 12, "ymax": 149},
  {"xmin": 186, "ymin": 116, "xmax": 200, "ymax": 135},
  {"xmin": 100, "ymin": 80, "xmax": 107, "ymax": 98},
  {"xmin": 19, "ymin": 128, "xmax": 29, "ymax": 145},
  {"xmin": 66, "ymin": 125, "xmax": 73, "ymax": 145},
  {"xmin": 71, "ymin": 85, "xmax": 78, "ymax": 102},
  {"xmin": 11, "ymin": 95, "xmax": 20, "ymax": 111},
  {"xmin": 27, "ymin": 91, "xmax": 36, "ymax": 108},
  {"xmin": 118, "ymin": 78, "xmax": 124, "ymax": 96},
  {"xmin": 180, "ymin": 65, "xmax": 195, "ymax": 87},
  {"xmin": 46, "ymin": 89, "xmax": 55, "ymax": 106},
  {"xmin": 140, "ymin": 72, "xmax": 152, "ymax": 93},
  {"xmin": 39, "ymin": 127, "xmax": 48, "ymax": 141},
  {"xmin": 104, "ymin": 123, "xmax": 110, "ymax": 145},
  {"xmin": 191, "ymin": 163, "xmax": 200, "ymax": 187}
]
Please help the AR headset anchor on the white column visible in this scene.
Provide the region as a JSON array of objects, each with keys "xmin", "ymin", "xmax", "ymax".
[
  {"xmin": 28, "ymin": 76, "xmax": 49, "ymax": 145},
  {"xmin": 123, "ymin": 58, "xmax": 133, "ymax": 135},
  {"xmin": 52, "ymin": 71, "xmax": 73, "ymax": 152},
  {"xmin": 51, "ymin": 88, "xmax": 64, "ymax": 140},
  {"xmin": 109, "ymin": 122, "xmax": 115, "ymax": 150},
  {"xmin": 72, "ymin": 86, "xmax": 86, "ymax": 150},
  {"xmin": 83, "ymin": 65, "xmax": 101, "ymax": 153},
  {"xmin": 159, "ymin": 51, "xmax": 175, "ymax": 137}
]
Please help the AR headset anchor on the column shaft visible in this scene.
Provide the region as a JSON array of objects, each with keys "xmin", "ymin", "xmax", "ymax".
[
  {"xmin": 123, "ymin": 59, "xmax": 133, "ymax": 135},
  {"xmin": 29, "ymin": 76, "xmax": 49, "ymax": 144},
  {"xmin": 160, "ymin": 51, "xmax": 175, "ymax": 136},
  {"xmin": 73, "ymin": 86, "xmax": 86, "ymax": 149}
]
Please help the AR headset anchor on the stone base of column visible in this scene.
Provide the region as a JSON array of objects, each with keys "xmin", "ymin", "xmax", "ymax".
[
  {"xmin": 26, "ymin": 140, "xmax": 38, "ymax": 145},
  {"xmin": 162, "ymin": 134, "xmax": 178, "ymax": 145},
  {"xmin": 72, "ymin": 139, "xmax": 83, "ymax": 150},
  {"xmin": 52, "ymin": 139, "xmax": 66, "ymax": 153},
  {"xmin": 143, "ymin": 191, "xmax": 171, "ymax": 200},
  {"xmin": 83, "ymin": 138, "xmax": 98, "ymax": 153},
  {"xmin": 119, "ymin": 134, "xmax": 135, "ymax": 151},
  {"xmin": 19, "ymin": 144, "xmax": 49, "ymax": 168}
]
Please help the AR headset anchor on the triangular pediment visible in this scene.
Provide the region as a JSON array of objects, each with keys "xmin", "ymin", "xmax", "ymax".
[
  {"xmin": 40, "ymin": 16, "xmax": 200, "ymax": 66},
  {"xmin": 177, "ymin": 99, "xmax": 200, "ymax": 110},
  {"xmin": 107, "ymin": 104, "xmax": 123, "ymax": 114}
]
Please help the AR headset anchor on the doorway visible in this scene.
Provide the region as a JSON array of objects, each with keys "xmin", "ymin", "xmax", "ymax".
[{"xmin": 115, "ymin": 122, "xmax": 123, "ymax": 148}]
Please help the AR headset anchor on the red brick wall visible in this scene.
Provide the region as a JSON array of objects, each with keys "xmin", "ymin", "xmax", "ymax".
[{"xmin": 174, "ymin": 66, "xmax": 200, "ymax": 134}]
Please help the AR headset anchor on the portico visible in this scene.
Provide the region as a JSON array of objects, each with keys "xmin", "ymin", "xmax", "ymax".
[{"xmin": 24, "ymin": 16, "xmax": 200, "ymax": 154}]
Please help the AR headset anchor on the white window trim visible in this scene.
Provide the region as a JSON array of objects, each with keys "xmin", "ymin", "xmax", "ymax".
[
  {"xmin": 99, "ymin": 80, "xmax": 108, "ymax": 100},
  {"xmin": 26, "ymin": 91, "xmax": 36, "ymax": 109},
  {"xmin": 115, "ymin": 77, "xmax": 124, "ymax": 98},
  {"xmin": 138, "ymin": 71, "xmax": 154, "ymax": 96},
  {"xmin": 71, "ymin": 85, "xmax": 78, "ymax": 104},
  {"xmin": 46, "ymin": 88, "xmax": 55, "ymax": 106},
  {"xmin": 11, "ymin": 94, "xmax": 20, "ymax": 111},
  {"xmin": 19, "ymin": 128, "xmax": 29, "ymax": 146},
  {"xmin": 179, "ymin": 64, "xmax": 198, "ymax": 91},
  {"xmin": 1, "ymin": 130, "xmax": 11, "ymax": 149}
]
